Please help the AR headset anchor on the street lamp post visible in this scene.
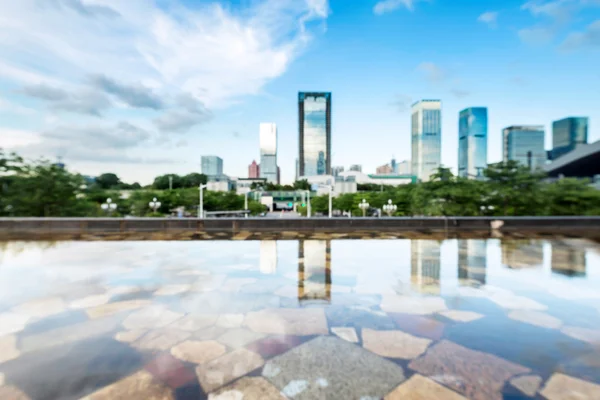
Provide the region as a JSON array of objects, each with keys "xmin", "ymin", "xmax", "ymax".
[
  {"xmin": 198, "ymin": 184, "xmax": 208, "ymax": 219},
  {"xmin": 149, "ymin": 197, "xmax": 161, "ymax": 214},
  {"xmin": 382, "ymin": 199, "xmax": 397, "ymax": 217},
  {"xmin": 244, "ymin": 191, "xmax": 249, "ymax": 218},
  {"xmin": 306, "ymin": 190, "xmax": 311, "ymax": 218},
  {"xmin": 101, "ymin": 198, "xmax": 117, "ymax": 215},
  {"xmin": 359, "ymin": 198, "xmax": 369, "ymax": 217},
  {"xmin": 328, "ymin": 185, "xmax": 333, "ymax": 218}
]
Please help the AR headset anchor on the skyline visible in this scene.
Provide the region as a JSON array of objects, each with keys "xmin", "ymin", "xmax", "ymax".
[{"xmin": 0, "ymin": 0, "xmax": 599, "ymax": 184}]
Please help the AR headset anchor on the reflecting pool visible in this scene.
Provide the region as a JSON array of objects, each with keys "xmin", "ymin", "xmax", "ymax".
[{"xmin": 1, "ymin": 238, "xmax": 600, "ymax": 399}]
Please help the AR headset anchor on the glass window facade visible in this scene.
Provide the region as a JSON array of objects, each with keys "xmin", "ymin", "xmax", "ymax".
[
  {"xmin": 259, "ymin": 123, "xmax": 278, "ymax": 184},
  {"xmin": 411, "ymin": 100, "xmax": 441, "ymax": 182},
  {"xmin": 458, "ymin": 107, "xmax": 488, "ymax": 179},
  {"xmin": 299, "ymin": 92, "xmax": 331, "ymax": 177},
  {"xmin": 502, "ymin": 126, "xmax": 545, "ymax": 170},
  {"xmin": 201, "ymin": 155, "xmax": 223, "ymax": 177},
  {"xmin": 551, "ymin": 117, "xmax": 588, "ymax": 160}
]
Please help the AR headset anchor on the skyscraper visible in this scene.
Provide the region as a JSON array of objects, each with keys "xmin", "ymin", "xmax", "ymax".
[
  {"xmin": 299, "ymin": 92, "xmax": 331, "ymax": 176},
  {"xmin": 551, "ymin": 117, "xmax": 588, "ymax": 160},
  {"xmin": 458, "ymin": 107, "xmax": 488, "ymax": 179},
  {"xmin": 502, "ymin": 126, "xmax": 545, "ymax": 171},
  {"xmin": 376, "ymin": 164, "xmax": 393, "ymax": 174},
  {"xmin": 332, "ymin": 166, "xmax": 344, "ymax": 177},
  {"xmin": 298, "ymin": 240, "xmax": 331, "ymax": 304},
  {"xmin": 349, "ymin": 164, "xmax": 362, "ymax": 172},
  {"xmin": 412, "ymin": 100, "xmax": 442, "ymax": 182},
  {"xmin": 458, "ymin": 240, "xmax": 487, "ymax": 285},
  {"xmin": 248, "ymin": 160, "xmax": 260, "ymax": 179},
  {"xmin": 201, "ymin": 155, "xmax": 223, "ymax": 177},
  {"xmin": 260, "ymin": 123, "xmax": 278, "ymax": 184}
]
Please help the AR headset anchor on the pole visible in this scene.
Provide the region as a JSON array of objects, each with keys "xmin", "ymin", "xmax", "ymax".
[
  {"xmin": 169, "ymin": 176, "xmax": 173, "ymax": 190},
  {"xmin": 244, "ymin": 192, "xmax": 248, "ymax": 218},
  {"xmin": 307, "ymin": 190, "xmax": 311, "ymax": 218},
  {"xmin": 328, "ymin": 186, "xmax": 333, "ymax": 218},
  {"xmin": 198, "ymin": 184, "xmax": 205, "ymax": 219}
]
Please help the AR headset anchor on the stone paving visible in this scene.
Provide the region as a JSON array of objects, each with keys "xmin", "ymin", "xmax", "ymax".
[{"xmin": 0, "ymin": 237, "xmax": 599, "ymax": 399}]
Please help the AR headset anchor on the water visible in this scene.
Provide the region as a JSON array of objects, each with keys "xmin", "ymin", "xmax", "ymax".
[{"xmin": 0, "ymin": 238, "xmax": 599, "ymax": 399}]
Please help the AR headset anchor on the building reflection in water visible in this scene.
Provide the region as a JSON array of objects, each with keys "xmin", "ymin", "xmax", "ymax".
[
  {"xmin": 501, "ymin": 240, "xmax": 544, "ymax": 269},
  {"xmin": 551, "ymin": 240, "xmax": 586, "ymax": 277},
  {"xmin": 458, "ymin": 240, "xmax": 487, "ymax": 286},
  {"xmin": 298, "ymin": 240, "xmax": 331, "ymax": 304},
  {"xmin": 259, "ymin": 241, "xmax": 277, "ymax": 274},
  {"xmin": 410, "ymin": 240, "xmax": 441, "ymax": 294}
]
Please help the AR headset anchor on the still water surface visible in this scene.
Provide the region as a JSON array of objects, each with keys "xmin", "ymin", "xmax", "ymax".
[{"xmin": 0, "ymin": 238, "xmax": 599, "ymax": 399}]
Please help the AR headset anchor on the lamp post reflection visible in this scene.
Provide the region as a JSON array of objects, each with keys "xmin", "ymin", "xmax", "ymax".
[{"xmin": 298, "ymin": 240, "xmax": 331, "ymax": 305}]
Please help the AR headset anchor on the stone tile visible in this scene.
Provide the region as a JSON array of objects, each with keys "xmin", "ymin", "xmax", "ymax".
[
  {"xmin": 389, "ymin": 313, "xmax": 446, "ymax": 340},
  {"xmin": 86, "ymin": 300, "xmax": 151, "ymax": 319},
  {"xmin": 540, "ymin": 373, "xmax": 600, "ymax": 400},
  {"xmin": 384, "ymin": 374, "xmax": 466, "ymax": 400},
  {"xmin": 193, "ymin": 326, "xmax": 229, "ymax": 341},
  {"xmin": 244, "ymin": 308, "xmax": 329, "ymax": 335},
  {"xmin": 196, "ymin": 348, "xmax": 265, "ymax": 392},
  {"xmin": 216, "ymin": 328, "xmax": 266, "ymax": 349},
  {"xmin": 438, "ymin": 310, "xmax": 484, "ymax": 323},
  {"xmin": 0, "ymin": 313, "xmax": 30, "ymax": 337},
  {"xmin": 0, "ymin": 335, "xmax": 20, "ymax": 364},
  {"xmin": 85, "ymin": 370, "xmax": 174, "ymax": 399},
  {"xmin": 381, "ymin": 295, "xmax": 447, "ymax": 315},
  {"xmin": 115, "ymin": 329, "xmax": 147, "ymax": 343},
  {"xmin": 221, "ymin": 278, "xmax": 257, "ymax": 292},
  {"xmin": 209, "ymin": 377, "xmax": 285, "ymax": 400},
  {"xmin": 11, "ymin": 297, "xmax": 66, "ymax": 319},
  {"xmin": 0, "ymin": 386, "xmax": 30, "ymax": 399},
  {"xmin": 263, "ymin": 336, "xmax": 405, "ymax": 400},
  {"xmin": 69, "ymin": 294, "xmax": 111, "ymax": 309},
  {"xmin": 168, "ymin": 314, "xmax": 218, "ymax": 332},
  {"xmin": 21, "ymin": 309, "xmax": 89, "ymax": 336},
  {"xmin": 561, "ymin": 326, "xmax": 600, "ymax": 345},
  {"xmin": 145, "ymin": 352, "xmax": 197, "ymax": 389},
  {"xmin": 409, "ymin": 340, "xmax": 530, "ymax": 400},
  {"xmin": 133, "ymin": 329, "xmax": 191, "ymax": 351},
  {"xmin": 246, "ymin": 335, "xmax": 307, "ymax": 359},
  {"xmin": 171, "ymin": 340, "xmax": 226, "ymax": 364},
  {"xmin": 216, "ymin": 314, "xmax": 244, "ymax": 328},
  {"xmin": 509, "ymin": 375, "xmax": 542, "ymax": 397},
  {"xmin": 488, "ymin": 293, "xmax": 547, "ymax": 311},
  {"xmin": 331, "ymin": 327, "xmax": 358, "ymax": 343},
  {"xmin": 362, "ymin": 328, "xmax": 431, "ymax": 359},
  {"xmin": 326, "ymin": 305, "xmax": 396, "ymax": 330},
  {"xmin": 508, "ymin": 310, "xmax": 562, "ymax": 329},
  {"xmin": 123, "ymin": 306, "xmax": 184, "ymax": 330},
  {"xmin": 154, "ymin": 284, "xmax": 192, "ymax": 296}
]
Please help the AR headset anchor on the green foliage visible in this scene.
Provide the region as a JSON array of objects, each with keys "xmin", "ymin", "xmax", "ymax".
[{"xmin": 152, "ymin": 173, "xmax": 208, "ymax": 190}]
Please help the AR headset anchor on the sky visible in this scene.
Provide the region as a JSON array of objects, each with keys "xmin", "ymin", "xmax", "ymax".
[{"xmin": 0, "ymin": 0, "xmax": 599, "ymax": 185}]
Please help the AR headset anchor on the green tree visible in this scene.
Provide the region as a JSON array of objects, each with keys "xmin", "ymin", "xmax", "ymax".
[
  {"xmin": 182, "ymin": 173, "xmax": 207, "ymax": 187},
  {"xmin": 543, "ymin": 178, "xmax": 600, "ymax": 215},
  {"xmin": 95, "ymin": 173, "xmax": 122, "ymax": 190}
]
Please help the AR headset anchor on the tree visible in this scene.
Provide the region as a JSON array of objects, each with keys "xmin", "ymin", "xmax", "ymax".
[
  {"xmin": 543, "ymin": 178, "xmax": 600, "ymax": 216},
  {"xmin": 293, "ymin": 180, "xmax": 311, "ymax": 190},
  {"xmin": 95, "ymin": 173, "xmax": 122, "ymax": 190},
  {"xmin": 182, "ymin": 173, "xmax": 207, "ymax": 187}
]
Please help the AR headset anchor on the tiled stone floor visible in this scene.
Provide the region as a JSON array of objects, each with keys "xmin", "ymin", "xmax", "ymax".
[{"xmin": 1, "ymin": 237, "xmax": 600, "ymax": 399}]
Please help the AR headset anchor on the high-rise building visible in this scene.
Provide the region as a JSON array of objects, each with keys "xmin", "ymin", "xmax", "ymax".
[
  {"xmin": 201, "ymin": 155, "xmax": 223, "ymax": 177},
  {"xmin": 277, "ymin": 166, "xmax": 281, "ymax": 185},
  {"xmin": 295, "ymin": 159, "xmax": 299, "ymax": 181},
  {"xmin": 298, "ymin": 240, "xmax": 331, "ymax": 304},
  {"xmin": 412, "ymin": 100, "xmax": 442, "ymax": 182},
  {"xmin": 332, "ymin": 166, "xmax": 344, "ymax": 177},
  {"xmin": 551, "ymin": 240, "xmax": 586, "ymax": 277},
  {"xmin": 376, "ymin": 164, "xmax": 393, "ymax": 174},
  {"xmin": 260, "ymin": 123, "xmax": 278, "ymax": 184},
  {"xmin": 349, "ymin": 164, "xmax": 362, "ymax": 172},
  {"xmin": 458, "ymin": 240, "xmax": 487, "ymax": 286},
  {"xmin": 299, "ymin": 92, "xmax": 331, "ymax": 176},
  {"xmin": 501, "ymin": 240, "xmax": 544, "ymax": 269},
  {"xmin": 410, "ymin": 240, "xmax": 441, "ymax": 295},
  {"xmin": 502, "ymin": 126, "xmax": 545, "ymax": 171},
  {"xmin": 458, "ymin": 107, "xmax": 488, "ymax": 179},
  {"xmin": 551, "ymin": 117, "xmax": 588, "ymax": 160},
  {"xmin": 396, "ymin": 160, "xmax": 411, "ymax": 175},
  {"xmin": 248, "ymin": 160, "xmax": 260, "ymax": 179}
]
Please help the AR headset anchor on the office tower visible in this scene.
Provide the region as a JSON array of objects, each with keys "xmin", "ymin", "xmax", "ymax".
[
  {"xmin": 332, "ymin": 166, "xmax": 344, "ymax": 177},
  {"xmin": 412, "ymin": 100, "xmax": 442, "ymax": 182},
  {"xmin": 260, "ymin": 241, "xmax": 277, "ymax": 274},
  {"xmin": 248, "ymin": 160, "xmax": 260, "ymax": 179},
  {"xmin": 295, "ymin": 158, "xmax": 299, "ymax": 181},
  {"xmin": 260, "ymin": 123, "xmax": 278, "ymax": 184},
  {"xmin": 277, "ymin": 166, "xmax": 281, "ymax": 185},
  {"xmin": 458, "ymin": 240, "xmax": 487, "ymax": 285},
  {"xmin": 552, "ymin": 117, "xmax": 588, "ymax": 160},
  {"xmin": 299, "ymin": 92, "xmax": 331, "ymax": 176},
  {"xmin": 410, "ymin": 240, "xmax": 441, "ymax": 294},
  {"xmin": 396, "ymin": 160, "xmax": 411, "ymax": 175},
  {"xmin": 201, "ymin": 155, "xmax": 223, "ymax": 177},
  {"xmin": 376, "ymin": 164, "xmax": 393, "ymax": 174},
  {"xmin": 298, "ymin": 240, "xmax": 331, "ymax": 303},
  {"xmin": 458, "ymin": 107, "xmax": 488, "ymax": 179},
  {"xmin": 349, "ymin": 164, "xmax": 362, "ymax": 172},
  {"xmin": 551, "ymin": 240, "xmax": 586, "ymax": 277},
  {"xmin": 391, "ymin": 158, "xmax": 397, "ymax": 174},
  {"xmin": 501, "ymin": 240, "xmax": 544, "ymax": 269},
  {"xmin": 502, "ymin": 126, "xmax": 545, "ymax": 171}
]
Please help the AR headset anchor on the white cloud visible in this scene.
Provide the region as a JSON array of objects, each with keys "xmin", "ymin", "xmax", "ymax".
[
  {"xmin": 560, "ymin": 19, "xmax": 600, "ymax": 51},
  {"xmin": 518, "ymin": 26, "xmax": 555, "ymax": 45},
  {"xmin": 478, "ymin": 11, "xmax": 499, "ymax": 28},
  {"xmin": 373, "ymin": 0, "xmax": 420, "ymax": 15},
  {"xmin": 416, "ymin": 62, "xmax": 447, "ymax": 83}
]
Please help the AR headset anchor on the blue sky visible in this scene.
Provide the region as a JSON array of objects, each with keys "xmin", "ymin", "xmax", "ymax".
[{"xmin": 0, "ymin": 0, "xmax": 599, "ymax": 184}]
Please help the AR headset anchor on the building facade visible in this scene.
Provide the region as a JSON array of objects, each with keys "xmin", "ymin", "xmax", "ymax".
[
  {"xmin": 376, "ymin": 164, "xmax": 393, "ymax": 174},
  {"xmin": 349, "ymin": 164, "xmax": 362, "ymax": 172},
  {"xmin": 201, "ymin": 155, "xmax": 223, "ymax": 177},
  {"xmin": 260, "ymin": 123, "xmax": 278, "ymax": 184},
  {"xmin": 396, "ymin": 160, "xmax": 411, "ymax": 175},
  {"xmin": 248, "ymin": 160, "xmax": 260, "ymax": 179},
  {"xmin": 551, "ymin": 117, "xmax": 588, "ymax": 160},
  {"xmin": 412, "ymin": 100, "xmax": 442, "ymax": 182},
  {"xmin": 458, "ymin": 107, "xmax": 488, "ymax": 179},
  {"xmin": 299, "ymin": 92, "xmax": 331, "ymax": 177},
  {"xmin": 502, "ymin": 126, "xmax": 546, "ymax": 171},
  {"xmin": 458, "ymin": 240, "xmax": 487, "ymax": 285},
  {"xmin": 411, "ymin": 240, "xmax": 441, "ymax": 295},
  {"xmin": 332, "ymin": 166, "xmax": 344, "ymax": 177}
]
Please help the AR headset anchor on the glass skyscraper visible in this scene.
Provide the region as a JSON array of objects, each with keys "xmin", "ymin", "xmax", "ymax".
[
  {"xmin": 502, "ymin": 126, "xmax": 545, "ymax": 171},
  {"xmin": 259, "ymin": 123, "xmax": 278, "ymax": 184},
  {"xmin": 458, "ymin": 107, "xmax": 487, "ymax": 179},
  {"xmin": 201, "ymin": 155, "xmax": 223, "ymax": 177},
  {"xmin": 299, "ymin": 92, "xmax": 331, "ymax": 177},
  {"xmin": 411, "ymin": 100, "xmax": 441, "ymax": 182},
  {"xmin": 551, "ymin": 117, "xmax": 588, "ymax": 160}
]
